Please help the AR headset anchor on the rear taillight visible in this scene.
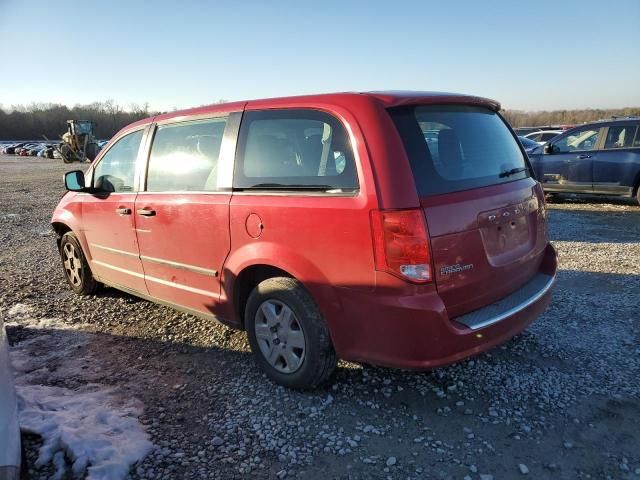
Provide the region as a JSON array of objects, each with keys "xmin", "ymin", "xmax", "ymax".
[{"xmin": 370, "ymin": 208, "xmax": 432, "ymax": 283}]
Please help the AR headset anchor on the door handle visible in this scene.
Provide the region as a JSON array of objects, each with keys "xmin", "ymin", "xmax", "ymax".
[
  {"xmin": 137, "ymin": 208, "xmax": 156, "ymax": 217},
  {"xmin": 577, "ymin": 154, "xmax": 591, "ymax": 159},
  {"xmin": 115, "ymin": 207, "xmax": 131, "ymax": 215}
]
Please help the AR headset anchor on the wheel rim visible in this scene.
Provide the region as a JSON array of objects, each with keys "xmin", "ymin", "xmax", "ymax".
[
  {"xmin": 254, "ymin": 299, "xmax": 306, "ymax": 374},
  {"xmin": 62, "ymin": 243, "xmax": 83, "ymax": 287}
]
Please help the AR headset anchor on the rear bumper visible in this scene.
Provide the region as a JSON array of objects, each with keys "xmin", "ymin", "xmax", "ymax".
[{"xmin": 332, "ymin": 243, "xmax": 557, "ymax": 369}]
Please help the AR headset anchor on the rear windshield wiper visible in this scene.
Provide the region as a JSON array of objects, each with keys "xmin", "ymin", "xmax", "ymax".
[{"xmin": 499, "ymin": 167, "xmax": 528, "ymax": 178}]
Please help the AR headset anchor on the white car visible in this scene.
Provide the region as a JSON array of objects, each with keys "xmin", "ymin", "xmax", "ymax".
[
  {"xmin": 524, "ymin": 130, "xmax": 563, "ymax": 143},
  {"xmin": 0, "ymin": 317, "xmax": 21, "ymax": 480}
]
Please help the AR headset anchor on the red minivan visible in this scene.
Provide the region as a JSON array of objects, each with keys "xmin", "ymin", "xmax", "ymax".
[{"xmin": 52, "ymin": 92, "xmax": 557, "ymax": 389}]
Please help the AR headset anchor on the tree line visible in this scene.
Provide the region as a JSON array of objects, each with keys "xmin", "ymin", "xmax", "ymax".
[
  {"xmin": 1, "ymin": 102, "xmax": 639, "ymax": 141},
  {"xmin": 502, "ymin": 107, "xmax": 640, "ymax": 128},
  {"xmin": 0, "ymin": 101, "xmax": 159, "ymax": 141}
]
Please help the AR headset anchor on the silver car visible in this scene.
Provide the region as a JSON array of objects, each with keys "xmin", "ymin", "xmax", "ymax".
[{"xmin": 0, "ymin": 317, "xmax": 21, "ymax": 480}]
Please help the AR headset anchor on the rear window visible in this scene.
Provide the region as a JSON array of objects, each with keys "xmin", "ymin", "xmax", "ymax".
[
  {"xmin": 390, "ymin": 105, "xmax": 529, "ymax": 196},
  {"xmin": 603, "ymin": 124, "xmax": 637, "ymax": 149},
  {"xmin": 146, "ymin": 118, "xmax": 227, "ymax": 192}
]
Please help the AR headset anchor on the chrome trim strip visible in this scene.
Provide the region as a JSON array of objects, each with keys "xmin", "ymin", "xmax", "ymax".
[
  {"xmin": 92, "ymin": 260, "xmax": 144, "ymax": 278},
  {"xmin": 92, "ymin": 260, "xmax": 217, "ymax": 297},
  {"xmin": 140, "ymin": 255, "xmax": 217, "ymax": 277},
  {"xmin": 90, "ymin": 243, "xmax": 139, "ymax": 258},
  {"xmin": 465, "ymin": 274, "xmax": 555, "ymax": 330},
  {"xmin": 135, "ymin": 191, "xmax": 231, "ymax": 195},
  {"xmin": 230, "ymin": 190, "xmax": 359, "ymax": 197},
  {"xmin": 91, "ymin": 244, "xmax": 217, "ymax": 276},
  {"xmin": 143, "ymin": 274, "xmax": 217, "ymax": 297}
]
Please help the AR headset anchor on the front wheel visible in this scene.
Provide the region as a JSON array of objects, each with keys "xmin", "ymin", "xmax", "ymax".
[
  {"xmin": 59, "ymin": 232, "xmax": 98, "ymax": 295},
  {"xmin": 245, "ymin": 277, "xmax": 337, "ymax": 389}
]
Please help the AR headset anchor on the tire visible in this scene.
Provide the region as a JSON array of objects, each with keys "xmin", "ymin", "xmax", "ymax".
[
  {"xmin": 636, "ymin": 185, "xmax": 640, "ymax": 206},
  {"xmin": 245, "ymin": 277, "xmax": 337, "ymax": 389},
  {"xmin": 60, "ymin": 144, "xmax": 74, "ymax": 163},
  {"xmin": 59, "ymin": 232, "xmax": 98, "ymax": 295},
  {"xmin": 85, "ymin": 142, "xmax": 100, "ymax": 161}
]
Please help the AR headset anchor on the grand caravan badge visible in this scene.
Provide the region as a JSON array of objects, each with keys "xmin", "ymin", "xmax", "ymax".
[{"xmin": 440, "ymin": 263, "xmax": 474, "ymax": 275}]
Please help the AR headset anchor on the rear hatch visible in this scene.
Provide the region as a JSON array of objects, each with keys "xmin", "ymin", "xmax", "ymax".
[{"xmin": 390, "ymin": 105, "xmax": 548, "ymax": 318}]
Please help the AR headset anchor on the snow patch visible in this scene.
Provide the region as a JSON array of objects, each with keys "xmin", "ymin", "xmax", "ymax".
[
  {"xmin": 6, "ymin": 304, "xmax": 85, "ymax": 331},
  {"xmin": 8, "ymin": 303, "xmax": 34, "ymax": 317},
  {"xmin": 18, "ymin": 384, "xmax": 153, "ymax": 480},
  {"xmin": 8, "ymin": 303, "xmax": 153, "ymax": 479}
]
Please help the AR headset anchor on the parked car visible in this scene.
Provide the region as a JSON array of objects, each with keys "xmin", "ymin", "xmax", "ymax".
[
  {"xmin": 528, "ymin": 118, "xmax": 640, "ymax": 204},
  {"xmin": 52, "ymin": 92, "xmax": 557, "ymax": 389},
  {"xmin": 518, "ymin": 136, "xmax": 541, "ymax": 154},
  {"xmin": 27, "ymin": 145, "xmax": 45, "ymax": 156},
  {"xmin": 0, "ymin": 317, "xmax": 21, "ymax": 480},
  {"xmin": 15, "ymin": 144, "xmax": 39, "ymax": 156},
  {"xmin": 524, "ymin": 130, "xmax": 563, "ymax": 143},
  {"xmin": 3, "ymin": 143, "xmax": 26, "ymax": 155}
]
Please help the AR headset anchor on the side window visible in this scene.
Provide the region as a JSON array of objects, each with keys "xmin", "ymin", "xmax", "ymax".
[
  {"xmin": 604, "ymin": 125, "xmax": 637, "ymax": 149},
  {"xmin": 552, "ymin": 127, "xmax": 600, "ymax": 153},
  {"xmin": 234, "ymin": 109, "xmax": 358, "ymax": 191},
  {"xmin": 146, "ymin": 118, "xmax": 227, "ymax": 192},
  {"xmin": 93, "ymin": 130, "xmax": 143, "ymax": 192}
]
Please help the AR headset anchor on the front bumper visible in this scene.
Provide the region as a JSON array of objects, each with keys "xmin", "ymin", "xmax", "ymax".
[{"xmin": 331, "ymin": 244, "xmax": 557, "ymax": 369}]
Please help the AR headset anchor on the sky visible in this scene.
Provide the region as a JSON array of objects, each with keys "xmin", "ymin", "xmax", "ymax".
[{"xmin": 1, "ymin": 0, "xmax": 639, "ymax": 112}]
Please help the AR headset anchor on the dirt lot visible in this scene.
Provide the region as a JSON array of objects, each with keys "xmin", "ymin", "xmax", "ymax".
[{"xmin": 1, "ymin": 154, "xmax": 639, "ymax": 480}]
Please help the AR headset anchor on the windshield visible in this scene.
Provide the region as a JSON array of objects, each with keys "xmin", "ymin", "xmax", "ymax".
[{"xmin": 390, "ymin": 105, "xmax": 529, "ymax": 196}]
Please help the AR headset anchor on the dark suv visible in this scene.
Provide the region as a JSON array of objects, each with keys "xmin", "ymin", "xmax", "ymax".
[{"xmin": 528, "ymin": 118, "xmax": 640, "ymax": 204}]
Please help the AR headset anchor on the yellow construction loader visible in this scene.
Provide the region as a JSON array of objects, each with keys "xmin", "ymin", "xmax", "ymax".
[{"xmin": 57, "ymin": 120, "xmax": 101, "ymax": 163}]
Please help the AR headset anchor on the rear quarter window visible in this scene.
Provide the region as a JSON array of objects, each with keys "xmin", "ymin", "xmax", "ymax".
[
  {"xmin": 233, "ymin": 109, "xmax": 358, "ymax": 192},
  {"xmin": 390, "ymin": 105, "xmax": 529, "ymax": 197}
]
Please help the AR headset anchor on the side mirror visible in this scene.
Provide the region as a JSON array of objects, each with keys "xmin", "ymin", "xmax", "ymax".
[
  {"xmin": 543, "ymin": 143, "xmax": 553, "ymax": 154},
  {"xmin": 64, "ymin": 170, "xmax": 86, "ymax": 192}
]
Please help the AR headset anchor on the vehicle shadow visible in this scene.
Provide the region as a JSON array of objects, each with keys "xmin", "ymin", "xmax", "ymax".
[
  {"xmin": 546, "ymin": 193, "xmax": 638, "ymax": 207},
  {"xmin": 7, "ymin": 266, "xmax": 639, "ymax": 478},
  {"xmin": 547, "ymin": 203, "xmax": 640, "ymax": 243}
]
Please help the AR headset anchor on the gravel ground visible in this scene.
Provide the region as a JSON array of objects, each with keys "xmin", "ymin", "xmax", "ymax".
[{"xmin": 1, "ymin": 154, "xmax": 639, "ymax": 480}]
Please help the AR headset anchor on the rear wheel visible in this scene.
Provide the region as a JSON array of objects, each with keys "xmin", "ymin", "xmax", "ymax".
[
  {"xmin": 59, "ymin": 232, "xmax": 98, "ymax": 295},
  {"xmin": 636, "ymin": 185, "xmax": 640, "ymax": 206},
  {"xmin": 245, "ymin": 277, "xmax": 337, "ymax": 389}
]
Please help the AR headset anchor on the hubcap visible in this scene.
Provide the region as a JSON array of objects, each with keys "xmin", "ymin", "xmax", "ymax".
[
  {"xmin": 254, "ymin": 300, "xmax": 306, "ymax": 374},
  {"xmin": 62, "ymin": 243, "xmax": 82, "ymax": 287}
]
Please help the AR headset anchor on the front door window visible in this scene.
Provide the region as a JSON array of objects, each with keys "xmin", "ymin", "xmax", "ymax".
[
  {"xmin": 93, "ymin": 130, "xmax": 143, "ymax": 192},
  {"xmin": 551, "ymin": 128, "xmax": 600, "ymax": 153}
]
